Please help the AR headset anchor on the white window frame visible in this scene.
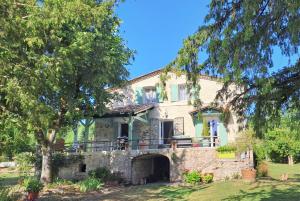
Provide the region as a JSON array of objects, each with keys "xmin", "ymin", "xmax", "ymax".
[
  {"xmin": 178, "ymin": 84, "xmax": 188, "ymax": 101},
  {"xmin": 143, "ymin": 87, "xmax": 157, "ymax": 104}
]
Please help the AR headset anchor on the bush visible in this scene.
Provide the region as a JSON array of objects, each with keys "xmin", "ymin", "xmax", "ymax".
[
  {"xmin": 88, "ymin": 167, "xmax": 111, "ymax": 181},
  {"xmin": 14, "ymin": 152, "xmax": 35, "ymax": 175},
  {"xmin": 202, "ymin": 173, "xmax": 214, "ymax": 184},
  {"xmin": 216, "ymin": 145, "xmax": 237, "ymax": 153},
  {"xmin": 78, "ymin": 178, "xmax": 103, "ymax": 192},
  {"xmin": 23, "ymin": 177, "xmax": 44, "ymax": 193},
  {"xmin": 257, "ymin": 161, "xmax": 268, "ymax": 177},
  {"xmin": 183, "ymin": 170, "xmax": 201, "ymax": 184},
  {"xmin": 88, "ymin": 167, "xmax": 122, "ymax": 183}
]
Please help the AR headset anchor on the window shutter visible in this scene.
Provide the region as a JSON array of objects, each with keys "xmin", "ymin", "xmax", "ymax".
[
  {"xmin": 156, "ymin": 85, "xmax": 163, "ymax": 103},
  {"xmin": 218, "ymin": 122, "xmax": 228, "ymax": 146},
  {"xmin": 135, "ymin": 87, "xmax": 143, "ymax": 104},
  {"xmin": 113, "ymin": 121, "xmax": 119, "ymax": 140},
  {"xmin": 174, "ymin": 117, "xmax": 184, "ymax": 136},
  {"xmin": 170, "ymin": 84, "xmax": 178, "ymax": 102},
  {"xmin": 194, "ymin": 118, "xmax": 203, "ymax": 138}
]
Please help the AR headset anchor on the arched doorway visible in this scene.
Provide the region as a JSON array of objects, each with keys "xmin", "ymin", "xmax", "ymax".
[{"xmin": 131, "ymin": 154, "xmax": 170, "ymax": 185}]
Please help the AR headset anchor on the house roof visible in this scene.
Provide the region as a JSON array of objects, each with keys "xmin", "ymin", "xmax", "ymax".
[
  {"xmin": 128, "ymin": 68, "xmax": 222, "ymax": 85},
  {"xmin": 95, "ymin": 104, "xmax": 155, "ymax": 118}
]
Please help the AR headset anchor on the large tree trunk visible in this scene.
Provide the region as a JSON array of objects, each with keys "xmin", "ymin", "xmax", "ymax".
[
  {"xmin": 40, "ymin": 144, "xmax": 53, "ymax": 183},
  {"xmin": 288, "ymin": 155, "xmax": 294, "ymax": 166},
  {"xmin": 37, "ymin": 129, "xmax": 57, "ymax": 184}
]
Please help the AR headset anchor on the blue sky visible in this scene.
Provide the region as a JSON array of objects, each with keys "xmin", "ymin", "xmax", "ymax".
[
  {"xmin": 117, "ymin": 0, "xmax": 298, "ymax": 79},
  {"xmin": 117, "ymin": 0, "xmax": 210, "ymax": 79}
]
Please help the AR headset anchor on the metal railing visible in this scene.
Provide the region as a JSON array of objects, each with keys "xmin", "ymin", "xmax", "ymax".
[{"xmin": 61, "ymin": 136, "xmax": 221, "ymax": 153}]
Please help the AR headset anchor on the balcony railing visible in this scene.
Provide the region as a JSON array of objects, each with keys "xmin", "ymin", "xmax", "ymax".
[{"xmin": 59, "ymin": 136, "xmax": 221, "ymax": 153}]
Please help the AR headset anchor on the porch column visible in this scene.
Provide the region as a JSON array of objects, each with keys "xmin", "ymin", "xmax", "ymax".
[{"xmin": 128, "ymin": 116, "xmax": 134, "ymax": 150}]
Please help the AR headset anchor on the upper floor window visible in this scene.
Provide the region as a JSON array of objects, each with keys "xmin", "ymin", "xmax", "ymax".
[
  {"xmin": 178, "ymin": 84, "xmax": 188, "ymax": 101},
  {"xmin": 144, "ymin": 87, "xmax": 157, "ymax": 103}
]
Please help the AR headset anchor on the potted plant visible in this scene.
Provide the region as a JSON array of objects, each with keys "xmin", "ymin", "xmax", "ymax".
[
  {"xmin": 23, "ymin": 177, "xmax": 44, "ymax": 201},
  {"xmin": 241, "ymin": 168, "xmax": 257, "ymax": 182},
  {"xmin": 216, "ymin": 145, "xmax": 237, "ymax": 159}
]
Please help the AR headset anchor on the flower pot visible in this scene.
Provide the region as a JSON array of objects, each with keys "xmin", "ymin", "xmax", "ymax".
[
  {"xmin": 139, "ymin": 142, "xmax": 148, "ymax": 150},
  {"xmin": 217, "ymin": 152, "xmax": 235, "ymax": 159},
  {"xmin": 241, "ymin": 168, "xmax": 256, "ymax": 182},
  {"xmin": 27, "ymin": 192, "xmax": 39, "ymax": 201},
  {"xmin": 192, "ymin": 143, "xmax": 200, "ymax": 147}
]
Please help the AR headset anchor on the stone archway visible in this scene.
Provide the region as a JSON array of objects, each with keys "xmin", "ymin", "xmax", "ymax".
[{"xmin": 131, "ymin": 154, "xmax": 170, "ymax": 185}]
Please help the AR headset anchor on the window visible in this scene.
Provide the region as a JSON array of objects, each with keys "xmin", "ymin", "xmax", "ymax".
[
  {"xmin": 178, "ymin": 85, "xmax": 188, "ymax": 101},
  {"xmin": 144, "ymin": 87, "xmax": 157, "ymax": 103},
  {"xmin": 120, "ymin": 123, "xmax": 129, "ymax": 137},
  {"xmin": 79, "ymin": 163, "xmax": 86, "ymax": 172}
]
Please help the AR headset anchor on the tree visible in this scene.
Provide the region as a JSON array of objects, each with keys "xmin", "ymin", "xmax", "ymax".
[
  {"xmin": 265, "ymin": 110, "xmax": 300, "ymax": 165},
  {"xmin": 1, "ymin": 0, "xmax": 132, "ymax": 183},
  {"xmin": 166, "ymin": 0, "xmax": 300, "ymax": 135}
]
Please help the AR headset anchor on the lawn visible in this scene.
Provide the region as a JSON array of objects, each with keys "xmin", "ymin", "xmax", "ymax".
[{"xmin": 1, "ymin": 162, "xmax": 300, "ymax": 201}]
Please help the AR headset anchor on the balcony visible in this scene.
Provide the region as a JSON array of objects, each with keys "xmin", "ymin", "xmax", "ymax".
[{"xmin": 58, "ymin": 136, "xmax": 221, "ymax": 153}]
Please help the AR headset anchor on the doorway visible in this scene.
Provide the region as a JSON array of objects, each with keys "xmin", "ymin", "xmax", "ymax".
[
  {"xmin": 160, "ymin": 121, "xmax": 174, "ymax": 144},
  {"xmin": 131, "ymin": 154, "xmax": 170, "ymax": 184},
  {"xmin": 120, "ymin": 123, "xmax": 128, "ymax": 137}
]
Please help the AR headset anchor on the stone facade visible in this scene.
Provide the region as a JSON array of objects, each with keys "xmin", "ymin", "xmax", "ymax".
[{"xmin": 58, "ymin": 148, "xmax": 253, "ymax": 184}]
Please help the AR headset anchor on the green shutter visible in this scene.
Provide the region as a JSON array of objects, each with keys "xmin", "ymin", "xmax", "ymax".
[
  {"xmin": 156, "ymin": 85, "xmax": 163, "ymax": 103},
  {"xmin": 219, "ymin": 122, "xmax": 228, "ymax": 146},
  {"xmin": 170, "ymin": 84, "xmax": 178, "ymax": 102},
  {"xmin": 135, "ymin": 87, "xmax": 143, "ymax": 104},
  {"xmin": 194, "ymin": 118, "xmax": 203, "ymax": 138},
  {"xmin": 112, "ymin": 121, "xmax": 119, "ymax": 140},
  {"xmin": 190, "ymin": 86, "xmax": 196, "ymax": 101}
]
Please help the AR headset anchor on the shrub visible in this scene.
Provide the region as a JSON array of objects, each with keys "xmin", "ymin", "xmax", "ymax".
[
  {"xmin": 216, "ymin": 145, "xmax": 237, "ymax": 153},
  {"xmin": 257, "ymin": 161, "xmax": 268, "ymax": 177},
  {"xmin": 88, "ymin": 167, "xmax": 111, "ymax": 181},
  {"xmin": 183, "ymin": 170, "xmax": 201, "ymax": 184},
  {"xmin": 202, "ymin": 173, "xmax": 214, "ymax": 184},
  {"xmin": 88, "ymin": 167, "xmax": 122, "ymax": 183},
  {"xmin": 14, "ymin": 152, "xmax": 35, "ymax": 175},
  {"xmin": 23, "ymin": 177, "xmax": 44, "ymax": 193},
  {"xmin": 78, "ymin": 178, "xmax": 103, "ymax": 192}
]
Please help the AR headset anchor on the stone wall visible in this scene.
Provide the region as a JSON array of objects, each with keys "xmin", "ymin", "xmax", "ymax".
[{"xmin": 58, "ymin": 148, "xmax": 253, "ymax": 183}]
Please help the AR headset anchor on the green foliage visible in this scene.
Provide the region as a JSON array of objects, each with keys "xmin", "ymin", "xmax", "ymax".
[
  {"xmin": 23, "ymin": 177, "xmax": 44, "ymax": 193},
  {"xmin": 265, "ymin": 127, "xmax": 300, "ymax": 163},
  {"xmin": 165, "ymin": 0, "xmax": 300, "ymax": 135},
  {"xmin": 183, "ymin": 170, "xmax": 202, "ymax": 185},
  {"xmin": 78, "ymin": 178, "xmax": 103, "ymax": 192},
  {"xmin": 202, "ymin": 173, "xmax": 214, "ymax": 184},
  {"xmin": 88, "ymin": 167, "xmax": 122, "ymax": 183},
  {"xmin": 1, "ymin": 0, "xmax": 132, "ymax": 182},
  {"xmin": 216, "ymin": 145, "xmax": 236, "ymax": 153},
  {"xmin": 202, "ymin": 119, "xmax": 210, "ymax": 137},
  {"xmin": 14, "ymin": 152, "xmax": 35, "ymax": 175}
]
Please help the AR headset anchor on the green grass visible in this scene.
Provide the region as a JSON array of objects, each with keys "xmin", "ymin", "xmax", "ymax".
[
  {"xmin": 5, "ymin": 162, "xmax": 300, "ymax": 201},
  {"xmin": 0, "ymin": 172, "xmax": 20, "ymax": 187},
  {"xmin": 267, "ymin": 162, "xmax": 300, "ymax": 181}
]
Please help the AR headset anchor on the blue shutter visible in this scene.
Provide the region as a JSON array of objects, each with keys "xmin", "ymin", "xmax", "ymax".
[
  {"xmin": 194, "ymin": 118, "xmax": 203, "ymax": 138},
  {"xmin": 218, "ymin": 122, "xmax": 228, "ymax": 146},
  {"xmin": 135, "ymin": 87, "xmax": 143, "ymax": 104},
  {"xmin": 170, "ymin": 84, "xmax": 178, "ymax": 102},
  {"xmin": 156, "ymin": 85, "xmax": 163, "ymax": 103}
]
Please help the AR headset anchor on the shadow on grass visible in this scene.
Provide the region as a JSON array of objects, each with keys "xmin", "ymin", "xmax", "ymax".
[
  {"xmin": 223, "ymin": 182, "xmax": 300, "ymax": 201},
  {"xmin": 0, "ymin": 175, "xmax": 20, "ymax": 187},
  {"xmin": 160, "ymin": 185, "xmax": 207, "ymax": 201}
]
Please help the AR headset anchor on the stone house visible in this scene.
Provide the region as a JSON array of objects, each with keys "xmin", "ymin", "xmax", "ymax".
[{"xmin": 58, "ymin": 69, "xmax": 253, "ymax": 184}]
